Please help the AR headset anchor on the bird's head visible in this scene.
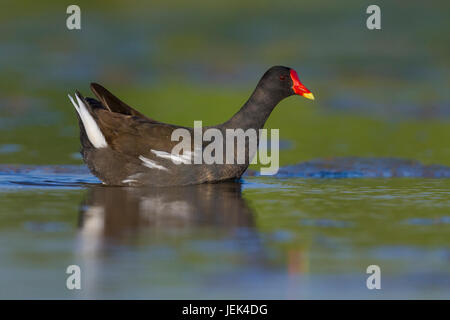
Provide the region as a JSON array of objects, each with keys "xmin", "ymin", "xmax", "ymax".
[{"xmin": 260, "ymin": 66, "xmax": 315, "ymax": 101}]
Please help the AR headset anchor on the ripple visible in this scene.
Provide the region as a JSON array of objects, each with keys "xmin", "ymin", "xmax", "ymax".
[
  {"xmin": 0, "ymin": 165, "xmax": 100, "ymax": 189},
  {"xmin": 275, "ymin": 157, "xmax": 450, "ymax": 178}
]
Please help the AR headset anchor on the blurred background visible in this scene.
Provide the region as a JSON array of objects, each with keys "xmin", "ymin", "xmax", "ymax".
[{"xmin": 0, "ymin": 0, "xmax": 449, "ymax": 299}]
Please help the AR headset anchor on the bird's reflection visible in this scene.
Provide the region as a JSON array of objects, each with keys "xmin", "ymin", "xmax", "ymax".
[
  {"xmin": 75, "ymin": 182, "xmax": 264, "ymax": 297},
  {"xmin": 74, "ymin": 182, "xmax": 312, "ymax": 298},
  {"xmin": 78, "ymin": 181, "xmax": 255, "ymax": 240}
]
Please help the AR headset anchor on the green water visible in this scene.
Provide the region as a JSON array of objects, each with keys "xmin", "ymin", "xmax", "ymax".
[
  {"xmin": 0, "ymin": 176, "xmax": 448, "ymax": 298},
  {"xmin": 0, "ymin": 0, "xmax": 449, "ymax": 299}
]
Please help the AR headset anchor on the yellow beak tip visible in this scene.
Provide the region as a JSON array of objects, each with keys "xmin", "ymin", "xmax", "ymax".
[{"xmin": 303, "ymin": 93, "xmax": 315, "ymax": 100}]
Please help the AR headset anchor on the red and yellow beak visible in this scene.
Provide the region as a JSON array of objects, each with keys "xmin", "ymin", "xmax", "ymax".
[{"xmin": 290, "ymin": 69, "xmax": 315, "ymax": 100}]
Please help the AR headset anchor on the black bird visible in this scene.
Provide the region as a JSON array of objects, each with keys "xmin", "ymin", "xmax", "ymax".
[{"xmin": 69, "ymin": 66, "xmax": 314, "ymax": 186}]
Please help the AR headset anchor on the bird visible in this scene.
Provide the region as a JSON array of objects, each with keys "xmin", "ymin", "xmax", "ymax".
[{"xmin": 68, "ymin": 66, "xmax": 314, "ymax": 186}]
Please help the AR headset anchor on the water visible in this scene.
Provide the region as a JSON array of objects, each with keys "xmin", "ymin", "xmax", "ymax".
[{"xmin": 0, "ymin": 164, "xmax": 448, "ymax": 299}]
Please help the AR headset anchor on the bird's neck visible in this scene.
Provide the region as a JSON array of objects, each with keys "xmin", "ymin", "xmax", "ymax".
[{"xmin": 224, "ymin": 85, "xmax": 284, "ymax": 131}]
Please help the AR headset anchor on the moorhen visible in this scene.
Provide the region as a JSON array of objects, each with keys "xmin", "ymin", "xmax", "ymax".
[{"xmin": 69, "ymin": 66, "xmax": 314, "ymax": 186}]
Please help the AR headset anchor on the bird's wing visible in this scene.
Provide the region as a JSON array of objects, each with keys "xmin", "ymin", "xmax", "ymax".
[{"xmin": 94, "ymin": 108, "xmax": 189, "ymax": 157}]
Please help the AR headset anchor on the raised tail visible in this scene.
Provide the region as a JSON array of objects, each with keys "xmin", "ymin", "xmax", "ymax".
[{"xmin": 90, "ymin": 82, "xmax": 148, "ymax": 118}]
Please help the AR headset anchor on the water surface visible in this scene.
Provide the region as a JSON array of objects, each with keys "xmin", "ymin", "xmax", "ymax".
[{"xmin": 0, "ymin": 165, "xmax": 448, "ymax": 299}]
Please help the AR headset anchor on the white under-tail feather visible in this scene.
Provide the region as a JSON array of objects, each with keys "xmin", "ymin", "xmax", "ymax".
[{"xmin": 68, "ymin": 93, "xmax": 108, "ymax": 148}]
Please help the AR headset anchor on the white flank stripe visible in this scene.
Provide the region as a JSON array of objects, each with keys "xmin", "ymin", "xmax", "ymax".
[
  {"xmin": 139, "ymin": 156, "xmax": 168, "ymax": 171},
  {"xmin": 151, "ymin": 149, "xmax": 191, "ymax": 164},
  {"xmin": 68, "ymin": 93, "xmax": 108, "ymax": 149},
  {"xmin": 122, "ymin": 179, "xmax": 138, "ymax": 184},
  {"xmin": 122, "ymin": 173, "xmax": 143, "ymax": 184}
]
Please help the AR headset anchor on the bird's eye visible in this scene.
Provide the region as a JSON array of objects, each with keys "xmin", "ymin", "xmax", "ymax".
[{"xmin": 279, "ymin": 75, "xmax": 287, "ymax": 81}]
